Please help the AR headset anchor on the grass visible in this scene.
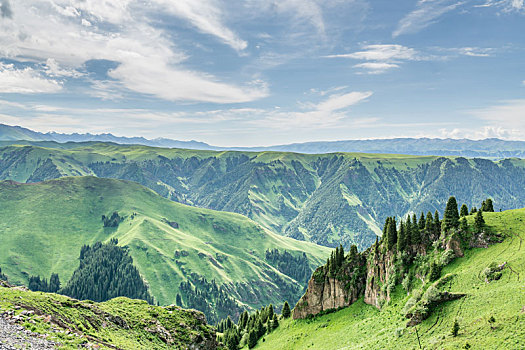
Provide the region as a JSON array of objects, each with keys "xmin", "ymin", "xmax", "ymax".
[
  {"xmin": 0, "ymin": 286, "xmax": 216, "ymax": 349},
  {"xmin": 0, "ymin": 176, "xmax": 330, "ymax": 311},
  {"xmin": 255, "ymin": 209, "xmax": 525, "ymax": 349}
]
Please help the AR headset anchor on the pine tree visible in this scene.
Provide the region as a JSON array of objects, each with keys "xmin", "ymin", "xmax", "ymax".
[
  {"xmin": 474, "ymin": 210, "xmax": 485, "ymax": 233},
  {"xmin": 451, "ymin": 319, "xmax": 460, "ymax": 337},
  {"xmin": 418, "ymin": 212, "xmax": 425, "ymax": 230},
  {"xmin": 386, "ymin": 217, "xmax": 398, "ymax": 251},
  {"xmin": 482, "ymin": 199, "xmax": 494, "ymax": 212},
  {"xmin": 411, "ymin": 213, "xmax": 421, "ymax": 246},
  {"xmin": 225, "ymin": 327, "xmax": 239, "ymax": 350},
  {"xmin": 48, "ymin": 273, "xmax": 60, "ymax": 293},
  {"xmin": 397, "ymin": 221, "xmax": 406, "ymax": 252},
  {"xmin": 282, "ymin": 301, "xmax": 291, "ymax": 318},
  {"xmin": 434, "ymin": 210, "xmax": 441, "ymax": 236},
  {"xmin": 424, "ymin": 211, "xmax": 434, "ymax": 243},
  {"xmin": 268, "ymin": 304, "xmax": 274, "ymax": 321},
  {"xmin": 470, "ymin": 206, "xmax": 477, "ymax": 215},
  {"xmin": 405, "ymin": 217, "xmax": 412, "ymax": 247},
  {"xmin": 248, "ymin": 330, "xmax": 258, "ymax": 349},
  {"xmin": 442, "ymin": 196, "xmax": 460, "ymax": 232},
  {"xmin": 271, "ymin": 314, "xmax": 279, "ymax": 329},
  {"xmin": 374, "ymin": 236, "xmax": 379, "ymax": 257},
  {"xmin": 460, "ymin": 204, "xmax": 469, "ymax": 217}
]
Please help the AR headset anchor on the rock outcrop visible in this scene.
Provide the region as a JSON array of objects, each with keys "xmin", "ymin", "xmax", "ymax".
[{"xmin": 293, "ymin": 253, "xmax": 366, "ymax": 319}]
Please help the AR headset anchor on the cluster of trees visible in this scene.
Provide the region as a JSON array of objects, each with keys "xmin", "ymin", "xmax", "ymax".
[
  {"xmin": 382, "ymin": 197, "xmax": 493, "ymax": 254},
  {"xmin": 178, "ymin": 276, "xmax": 243, "ymax": 325},
  {"xmin": 218, "ymin": 302, "xmax": 290, "ymax": 349},
  {"xmin": 265, "ymin": 249, "xmax": 312, "ymax": 284},
  {"xmin": 27, "ymin": 240, "xmax": 154, "ymax": 304},
  {"xmin": 102, "ymin": 212, "xmax": 123, "ymax": 228},
  {"xmin": 28, "ymin": 273, "xmax": 60, "ymax": 293},
  {"xmin": 60, "ymin": 239, "xmax": 154, "ymax": 303}
]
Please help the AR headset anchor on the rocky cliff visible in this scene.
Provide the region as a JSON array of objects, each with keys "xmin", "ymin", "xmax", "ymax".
[{"xmin": 293, "ymin": 214, "xmax": 496, "ymax": 320}]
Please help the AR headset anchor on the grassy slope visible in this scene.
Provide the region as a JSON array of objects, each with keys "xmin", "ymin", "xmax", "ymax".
[
  {"xmin": 0, "ymin": 176, "xmax": 329, "ymax": 309},
  {"xmin": 0, "ymin": 286, "xmax": 216, "ymax": 349},
  {"xmin": 256, "ymin": 209, "xmax": 525, "ymax": 349},
  {"xmin": 2, "ymin": 143, "xmax": 525, "ymax": 250}
]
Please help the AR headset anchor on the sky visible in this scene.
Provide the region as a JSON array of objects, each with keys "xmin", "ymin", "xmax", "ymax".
[{"xmin": 0, "ymin": 0, "xmax": 524, "ymax": 147}]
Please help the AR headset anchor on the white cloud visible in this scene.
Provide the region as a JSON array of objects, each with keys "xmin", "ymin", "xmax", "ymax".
[
  {"xmin": 326, "ymin": 44, "xmax": 419, "ymax": 61},
  {"xmin": 325, "ymin": 44, "xmax": 420, "ymax": 74},
  {"xmin": 353, "ymin": 62, "xmax": 400, "ymax": 74},
  {"xmin": 393, "ymin": 0, "xmax": 465, "ymax": 38},
  {"xmin": 476, "ymin": 0, "xmax": 525, "ymax": 11},
  {"xmin": 471, "ymin": 99, "xmax": 525, "ymax": 131},
  {"xmin": 44, "ymin": 58, "xmax": 83, "ymax": 78},
  {"xmin": 0, "ymin": 63, "xmax": 62, "ymax": 94},
  {"xmin": 152, "ymin": 0, "xmax": 247, "ymax": 51},
  {"xmin": 439, "ymin": 126, "xmax": 521, "ymax": 140},
  {"xmin": 0, "ymin": 0, "xmax": 266, "ymax": 103}
]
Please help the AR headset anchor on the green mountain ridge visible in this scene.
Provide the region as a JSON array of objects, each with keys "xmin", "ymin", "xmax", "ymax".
[
  {"xmin": 1, "ymin": 143, "xmax": 525, "ymax": 249},
  {"xmin": 255, "ymin": 209, "xmax": 525, "ymax": 349},
  {"xmin": 0, "ymin": 176, "xmax": 330, "ymax": 323}
]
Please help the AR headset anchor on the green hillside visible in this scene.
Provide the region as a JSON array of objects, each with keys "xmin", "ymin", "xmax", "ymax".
[
  {"xmin": 255, "ymin": 209, "xmax": 525, "ymax": 349},
  {"xmin": 0, "ymin": 284, "xmax": 217, "ymax": 349},
  {"xmin": 1, "ymin": 142, "xmax": 525, "ymax": 249},
  {"xmin": 0, "ymin": 176, "xmax": 330, "ymax": 323}
]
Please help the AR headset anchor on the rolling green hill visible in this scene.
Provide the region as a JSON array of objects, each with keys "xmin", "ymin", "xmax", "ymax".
[
  {"xmin": 0, "ymin": 176, "xmax": 329, "ymax": 323},
  {"xmin": 0, "ymin": 283, "xmax": 218, "ymax": 349},
  {"xmin": 1, "ymin": 142, "xmax": 525, "ymax": 249},
  {"xmin": 254, "ymin": 209, "xmax": 525, "ymax": 349}
]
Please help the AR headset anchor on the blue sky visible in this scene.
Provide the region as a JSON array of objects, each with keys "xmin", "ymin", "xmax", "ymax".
[{"xmin": 0, "ymin": 0, "xmax": 524, "ymax": 146}]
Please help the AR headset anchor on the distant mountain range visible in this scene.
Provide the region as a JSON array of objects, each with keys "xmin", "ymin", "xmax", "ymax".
[{"xmin": 1, "ymin": 123, "xmax": 524, "ymax": 158}]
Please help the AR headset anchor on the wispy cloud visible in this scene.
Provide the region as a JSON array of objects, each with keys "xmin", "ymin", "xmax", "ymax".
[
  {"xmin": 393, "ymin": 0, "xmax": 465, "ymax": 38},
  {"xmin": 325, "ymin": 44, "xmax": 420, "ymax": 74},
  {"xmin": 153, "ymin": 0, "xmax": 247, "ymax": 51},
  {"xmin": 475, "ymin": 0, "xmax": 525, "ymax": 12},
  {"xmin": 0, "ymin": 63, "xmax": 62, "ymax": 94},
  {"xmin": 0, "ymin": 0, "xmax": 266, "ymax": 103}
]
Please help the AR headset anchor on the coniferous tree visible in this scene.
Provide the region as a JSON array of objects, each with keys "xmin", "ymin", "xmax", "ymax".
[
  {"xmin": 411, "ymin": 213, "xmax": 421, "ymax": 246},
  {"xmin": 386, "ymin": 217, "xmax": 398, "ymax": 251},
  {"xmin": 442, "ymin": 196, "xmax": 460, "ymax": 232},
  {"xmin": 225, "ymin": 327, "xmax": 239, "ymax": 350},
  {"xmin": 424, "ymin": 211, "xmax": 434, "ymax": 242},
  {"xmin": 268, "ymin": 304, "xmax": 274, "ymax": 321},
  {"xmin": 282, "ymin": 301, "xmax": 291, "ymax": 318},
  {"xmin": 271, "ymin": 314, "xmax": 279, "ymax": 330},
  {"xmin": 48, "ymin": 273, "xmax": 60, "ymax": 293},
  {"xmin": 474, "ymin": 210, "xmax": 485, "ymax": 233},
  {"xmin": 460, "ymin": 204, "xmax": 469, "ymax": 217},
  {"xmin": 470, "ymin": 206, "xmax": 478, "ymax": 215},
  {"xmin": 481, "ymin": 199, "xmax": 494, "ymax": 212},
  {"xmin": 397, "ymin": 221, "xmax": 406, "ymax": 252},
  {"xmin": 434, "ymin": 210, "xmax": 441, "ymax": 236},
  {"xmin": 418, "ymin": 212, "xmax": 425, "ymax": 230},
  {"xmin": 405, "ymin": 217, "xmax": 412, "ymax": 247},
  {"xmin": 248, "ymin": 330, "xmax": 258, "ymax": 349},
  {"xmin": 374, "ymin": 237, "xmax": 379, "ymax": 257}
]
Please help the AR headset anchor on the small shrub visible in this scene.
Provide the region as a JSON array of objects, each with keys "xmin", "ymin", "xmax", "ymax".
[{"xmin": 451, "ymin": 319, "xmax": 460, "ymax": 337}]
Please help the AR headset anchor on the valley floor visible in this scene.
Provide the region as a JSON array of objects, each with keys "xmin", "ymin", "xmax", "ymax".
[{"xmin": 255, "ymin": 210, "xmax": 525, "ymax": 349}]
